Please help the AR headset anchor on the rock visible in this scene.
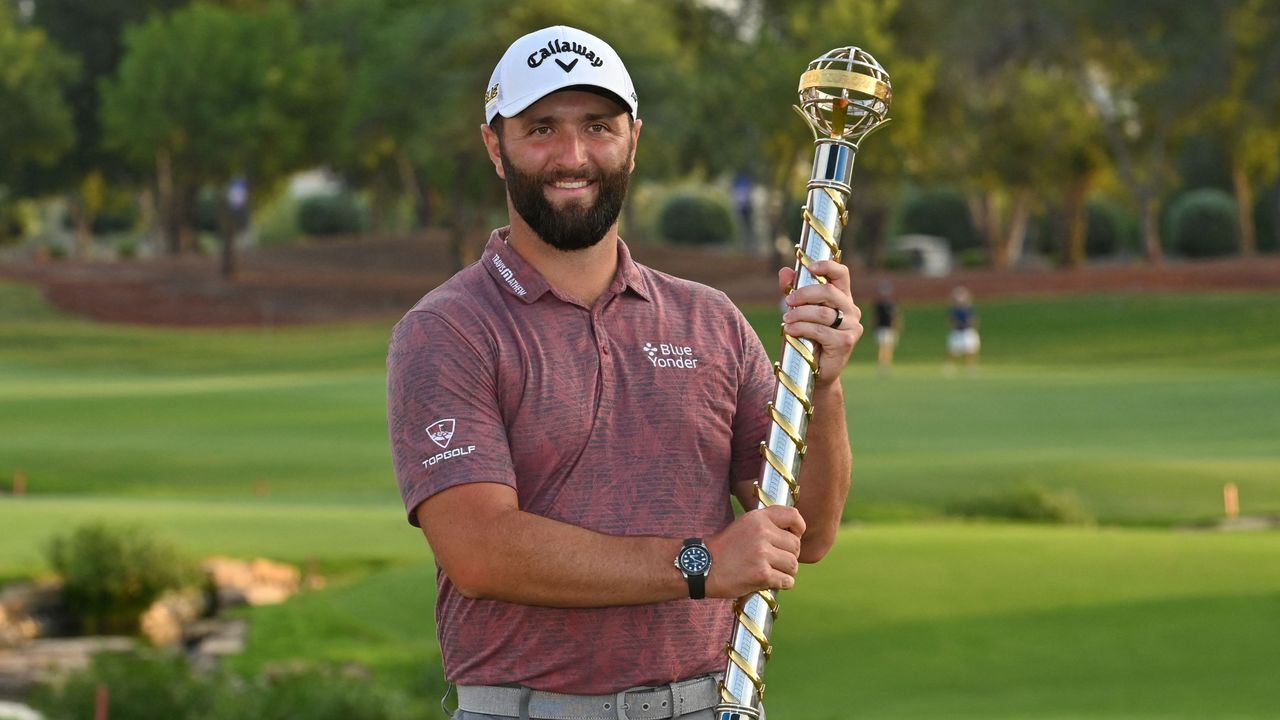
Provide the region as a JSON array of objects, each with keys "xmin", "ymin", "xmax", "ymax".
[
  {"xmin": 202, "ymin": 557, "xmax": 302, "ymax": 608},
  {"xmin": 0, "ymin": 583, "xmax": 69, "ymax": 649},
  {"xmin": 0, "ymin": 700, "xmax": 43, "ymax": 720},
  {"xmin": 0, "ymin": 637, "xmax": 134, "ymax": 699},
  {"xmin": 139, "ymin": 589, "xmax": 207, "ymax": 648},
  {"xmin": 189, "ymin": 619, "xmax": 248, "ymax": 671}
]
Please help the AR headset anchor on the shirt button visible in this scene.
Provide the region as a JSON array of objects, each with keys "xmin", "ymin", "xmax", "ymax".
[{"xmin": 602, "ymin": 344, "xmax": 609, "ymax": 355}]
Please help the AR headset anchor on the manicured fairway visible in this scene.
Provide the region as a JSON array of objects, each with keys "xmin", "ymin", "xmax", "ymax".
[
  {"xmin": 223, "ymin": 524, "xmax": 1280, "ymax": 720},
  {"xmin": 0, "ymin": 496, "xmax": 423, "ymax": 578},
  {"xmin": 3, "ymin": 279, "xmax": 1278, "ymax": 718},
  {"xmin": 744, "ymin": 290, "xmax": 1280, "ymax": 523},
  {"xmin": 767, "ymin": 524, "xmax": 1280, "ymax": 719},
  {"xmin": 2, "ymin": 282, "xmax": 1278, "ymax": 537},
  {"xmin": 841, "ymin": 364, "xmax": 1280, "ymax": 523}
]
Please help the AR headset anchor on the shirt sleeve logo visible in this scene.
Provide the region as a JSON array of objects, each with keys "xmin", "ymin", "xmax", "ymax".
[{"xmin": 426, "ymin": 419, "xmax": 456, "ymax": 449}]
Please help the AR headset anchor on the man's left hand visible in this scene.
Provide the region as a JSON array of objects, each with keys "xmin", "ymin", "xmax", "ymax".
[{"xmin": 778, "ymin": 260, "xmax": 863, "ymax": 385}]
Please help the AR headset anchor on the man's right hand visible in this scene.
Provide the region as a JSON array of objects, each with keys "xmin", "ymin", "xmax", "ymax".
[{"xmin": 704, "ymin": 505, "xmax": 806, "ymax": 598}]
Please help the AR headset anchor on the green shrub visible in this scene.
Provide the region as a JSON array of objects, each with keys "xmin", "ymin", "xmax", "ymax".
[
  {"xmin": 30, "ymin": 651, "xmax": 420, "ymax": 720},
  {"xmin": 92, "ymin": 192, "xmax": 141, "ymax": 235},
  {"xmin": 956, "ymin": 247, "xmax": 987, "ymax": 268},
  {"xmin": 658, "ymin": 192, "xmax": 734, "ymax": 246},
  {"xmin": 29, "ymin": 650, "xmax": 229, "ymax": 720},
  {"xmin": 116, "ymin": 237, "xmax": 139, "ymax": 260},
  {"xmin": 254, "ymin": 191, "xmax": 303, "ymax": 247},
  {"xmin": 1085, "ymin": 201, "xmax": 1130, "ymax": 257},
  {"xmin": 946, "ymin": 482, "xmax": 1093, "ymax": 525},
  {"xmin": 196, "ymin": 190, "xmax": 222, "ymax": 234},
  {"xmin": 1166, "ymin": 189, "xmax": 1239, "ymax": 258},
  {"xmin": 235, "ymin": 665, "xmax": 417, "ymax": 720},
  {"xmin": 896, "ymin": 187, "xmax": 980, "ymax": 251},
  {"xmin": 44, "ymin": 523, "xmax": 196, "ymax": 635},
  {"xmin": 1255, "ymin": 188, "xmax": 1278, "ymax": 253},
  {"xmin": 298, "ymin": 192, "xmax": 366, "ymax": 237},
  {"xmin": 0, "ymin": 202, "xmax": 25, "ymax": 245},
  {"xmin": 880, "ymin": 249, "xmax": 915, "ymax": 271}
]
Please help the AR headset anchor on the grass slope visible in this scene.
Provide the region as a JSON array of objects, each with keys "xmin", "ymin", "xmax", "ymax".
[
  {"xmin": 743, "ymin": 291, "xmax": 1280, "ymax": 523},
  {"xmin": 3, "ymin": 280, "xmax": 1278, "ymax": 718},
  {"xmin": 767, "ymin": 524, "xmax": 1280, "ymax": 719},
  {"xmin": 224, "ymin": 524, "xmax": 1280, "ymax": 720},
  {"xmin": 2, "ymin": 282, "xmax": 1278, "ymax": 525}
]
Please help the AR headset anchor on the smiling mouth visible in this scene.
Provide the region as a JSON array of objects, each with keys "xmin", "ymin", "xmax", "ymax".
[{"xmin": 550, "ymin": 179, "xmax": 592, "ymax": 190}]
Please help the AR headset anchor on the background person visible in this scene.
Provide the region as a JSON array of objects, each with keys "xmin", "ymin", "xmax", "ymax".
[
  {"xmin": 946, "ymin": 285, "xmax": 980, "ymax": 375},
  {"xmin": 873, "ymin": 280, "xmax": 901, "ymax": 376},
  {"xmin": 386, "ymin": 25, "xmax": 862, "ymax": 720}
]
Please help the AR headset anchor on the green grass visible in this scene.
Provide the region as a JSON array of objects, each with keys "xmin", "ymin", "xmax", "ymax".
[
  {"xmin": 743, "ymin": 291, "xmax": 1280, "ymax": 524},
  {"xmin": 767, "ymin": 524, "xmax": 1280, "ymax": 719},
  {"xmin": 0, "ymin": 496, "xmax": 424, "ymax": 577},
  {"xmin": 3, "ymin": 279, "xmax": 1279, "ymax": 718},
  {"xmin": 744, "ymin": 290, "xmax": 1280, "ymax": 370},
  {"xmin": 2, "ymin": 281, "xmax": 1277, "ymax": 525},
  {"xmin": 227, "ymin": 560, "xmax": 447, "ymax": 718},
  {"xmin": 840, "ymin": 364, "xmax": 1280, "ymax": 524},
  {"xmin": 0, "ymin": 281, "xmax": 398, "ymax": 498},
  {"xmin": 221, "ymin": 523, "xmax": 1280, "ymax": 719}
]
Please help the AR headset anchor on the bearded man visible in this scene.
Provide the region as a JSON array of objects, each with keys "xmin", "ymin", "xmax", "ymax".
[{"xmin": 387, "ymin": 25, "xmax": 862, "ymax": 720}]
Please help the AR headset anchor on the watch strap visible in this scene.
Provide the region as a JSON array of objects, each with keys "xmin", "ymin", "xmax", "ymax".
[
  {"xmin": 681, "ymin": 537, "xmax": 708, "ymax": 600},
  {"xmin": 687, "ymin": 570, "xmax": 706, "ymax": 600}
]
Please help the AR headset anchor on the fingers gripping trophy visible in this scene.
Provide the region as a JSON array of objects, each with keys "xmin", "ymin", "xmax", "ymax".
[{"xmin": 715, "ymin": 47, "xmax": 891, "ymax": 720}]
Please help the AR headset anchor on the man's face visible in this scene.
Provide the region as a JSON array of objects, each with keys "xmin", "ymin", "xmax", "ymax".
[{"xmin": 487, "ymin": 90, "xmax": 640, "ymax": 251}]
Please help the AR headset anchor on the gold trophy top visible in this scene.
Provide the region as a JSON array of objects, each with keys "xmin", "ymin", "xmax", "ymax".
[{"xmin": 797, "ymin": 46, "xmax": 892, "ymax": 141}]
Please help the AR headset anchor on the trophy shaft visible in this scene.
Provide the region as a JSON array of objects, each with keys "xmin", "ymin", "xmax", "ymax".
[{"xmin": 716, "ymin": 44, "xmax": 890, "ymax": 718}]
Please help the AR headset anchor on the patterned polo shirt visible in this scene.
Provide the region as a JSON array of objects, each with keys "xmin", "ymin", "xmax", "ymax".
[{"xmin": 387, "ymin": 226, "xmax": 774, "ymax": 694}]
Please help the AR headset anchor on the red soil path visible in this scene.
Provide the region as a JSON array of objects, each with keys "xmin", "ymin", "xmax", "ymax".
[{"xmin": 3, "ymin": 232, "xmax": 1278, "ymax": 327}]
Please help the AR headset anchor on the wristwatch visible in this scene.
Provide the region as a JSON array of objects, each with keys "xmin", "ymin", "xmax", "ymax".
[{"xmin": 675, "ymin": 537, "xmax": 712, "ymax": 599}]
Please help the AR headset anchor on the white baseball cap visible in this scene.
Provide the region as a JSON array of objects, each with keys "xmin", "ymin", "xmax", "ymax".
[{"xmin": 484, "ymin": 25, "xmax": 638, "ymax": 125}]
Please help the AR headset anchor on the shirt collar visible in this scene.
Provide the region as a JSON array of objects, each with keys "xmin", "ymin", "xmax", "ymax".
[
  {"xmin": 612, "ymin": 236, "xmax": 652, "ymax": 302},
  {"xmin": 480, "ymin": 227, "xmax": 652, "ymax": 304},
  {"xmin": 481, "ymin": 227, "xmax": 550, "ymax": 303}
]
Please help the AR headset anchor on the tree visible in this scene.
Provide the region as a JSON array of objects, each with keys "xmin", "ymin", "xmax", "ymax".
[
  {"xmin": 1075, "ymin": 1, "xmax": 1226, "ymax": 264},
  {"xmin": 889, "ymin": 0, "xmax": 1110, "ymax": 268},
  {"xmin": 0, "ymin": 1, "xmax": 77, "ymax": 242},
  {"xmin": 719, "ymin": 0, "xmax": 902, "ymax": 266},
  {"xmin": 325, "ymin": 0, "xmax": 693, "ymax": 270},
  {"xmin": 1210, "ymin": 0, "xmax": 1280, "ymax": 255},
  {"xmin": 302, "ymin": 0, "xmax": 423, "ymax": 235},
  {"xmin": 29, "ymin": 0, "xmax": 184, "ymax": 258},
  {"xmin": 101, "ymin": 1, "xmax": 343, "ymax": 275}
]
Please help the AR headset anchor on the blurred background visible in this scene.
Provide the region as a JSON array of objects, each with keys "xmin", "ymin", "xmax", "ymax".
[{"xmin": 0, "ymin": 1, "xmax": 1277, "ymax": 719}]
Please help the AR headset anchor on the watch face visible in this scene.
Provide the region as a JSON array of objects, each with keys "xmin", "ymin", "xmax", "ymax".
[{"xmin": 678, "ymin": 545, "xmax": 711, "ymax": 575}]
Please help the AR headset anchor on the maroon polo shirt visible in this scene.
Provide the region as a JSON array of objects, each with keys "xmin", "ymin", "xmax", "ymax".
[{"xmin": 387, "ymin": 227, "xmax": 774, "ymax": 694}]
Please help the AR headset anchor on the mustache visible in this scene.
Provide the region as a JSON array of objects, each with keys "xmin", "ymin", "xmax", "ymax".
[{"xmin": 539, "ymin": 168, "xmax": 600, "ymax": 184}]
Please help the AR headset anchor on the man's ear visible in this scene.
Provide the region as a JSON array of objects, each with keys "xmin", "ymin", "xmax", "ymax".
[
  {"xmin": 628, "ymin": 117, "xmax": 643, "ymax": 174},
  {"xmin": 480, "ymin": 123, "xmax": 505, "ymax": 180}
]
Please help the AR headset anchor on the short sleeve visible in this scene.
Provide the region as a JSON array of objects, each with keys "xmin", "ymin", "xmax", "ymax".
[
  {"xmin": 728, "ymin": 310, "xmax": 774, "ymax": 490},
  {"xmin": 387, "ymin": 310, "xmax": 516, "ymax": 527}
]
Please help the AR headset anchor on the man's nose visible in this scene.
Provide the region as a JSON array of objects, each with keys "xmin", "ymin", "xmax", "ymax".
[{"xmin": 551, "ymin": 132, "xmax": 588, "ymax": 168}]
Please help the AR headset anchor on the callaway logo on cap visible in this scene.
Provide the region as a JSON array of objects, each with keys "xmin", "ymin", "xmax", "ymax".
[{"xmin": 484, "ymin": 25, "xmax": 639, "ymax": 124}]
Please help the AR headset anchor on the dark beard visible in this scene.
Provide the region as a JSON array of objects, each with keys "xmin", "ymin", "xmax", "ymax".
[{"xmin": 500, "ymin": 143, "xmax": 630, "ymax": 252}]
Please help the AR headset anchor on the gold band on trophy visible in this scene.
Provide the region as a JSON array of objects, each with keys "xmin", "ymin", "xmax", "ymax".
[{"xmin": 797, "ymin": 69, "xmax": 892, "ymax": 101}]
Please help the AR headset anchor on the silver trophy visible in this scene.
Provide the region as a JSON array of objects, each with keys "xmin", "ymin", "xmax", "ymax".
[{"xmin": 715, "ymin": 47, "xmax": 891, "ymax": 720}]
